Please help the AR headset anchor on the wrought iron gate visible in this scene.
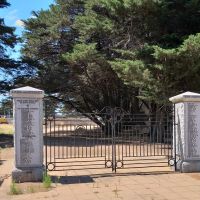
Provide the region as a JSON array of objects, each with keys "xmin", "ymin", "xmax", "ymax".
[{"xmin": 44, "ymin": 107, "xmax": 173, "ymax": 172}]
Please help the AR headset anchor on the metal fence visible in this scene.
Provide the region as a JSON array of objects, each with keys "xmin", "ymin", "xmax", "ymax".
[{"xmin": 44, "ymin": 108, "xmax": 173, "ymax": 172}]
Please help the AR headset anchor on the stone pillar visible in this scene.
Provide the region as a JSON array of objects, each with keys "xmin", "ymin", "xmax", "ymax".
[
  {"xmin": 10, "ymin": 86, "xmax": 44, "ymax": 182},
  {"xmin": 170, "ymin": 92, "xmax": 200, "ymax": 172}
]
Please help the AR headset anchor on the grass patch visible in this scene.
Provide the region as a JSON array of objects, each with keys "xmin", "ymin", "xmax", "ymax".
[
  {"xmin": 9, "ymin": 181, "xmax": 52, "ymax": 195},
  {"xmin": 0, "ymin": 124, "xmax": 14, "ymax": 135},
  {"xmin": 43, "ymin": 173, "xmax": 52, "ymax": 188},
  {"xmin": 8, "ymin": 173, "xmax": 53, "ymax": 195},
  {"xmin": 9, "ymin": 181, "xmax": 23, "ymax": 195}
]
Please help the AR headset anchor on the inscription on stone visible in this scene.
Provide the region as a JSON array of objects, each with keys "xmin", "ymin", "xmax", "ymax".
[
  {"xmin": 15, "ymin": 99, "xmax": 40, "ymax": 167},
  {"xmin": 21, "ymin": 108, "xmax": 34, "ymax": 137},
  {"xmin": 188, "ymin": 103, "xmax": 200, "ymax": 158},
  {"xmin": 20, "ymin": 138, "xmax": 34, "ymax": 164}
]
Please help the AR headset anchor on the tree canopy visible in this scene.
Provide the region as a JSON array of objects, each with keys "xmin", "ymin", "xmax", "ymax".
[
  {"xmin": 17, "ymin": 0, "xmax": 200, "ymax": 115},
  {"xmin": 20, "ymin": 0, "xmax": 139, "ymax": 115},
  {"xmin": 0, "ymin": 0, "xmax": 18, "ymax": 92}
]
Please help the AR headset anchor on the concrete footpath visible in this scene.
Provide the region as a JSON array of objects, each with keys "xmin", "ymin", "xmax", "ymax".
[{"xmin": 1, "ymin": 148, "xmax": 200, "ymax": 200}]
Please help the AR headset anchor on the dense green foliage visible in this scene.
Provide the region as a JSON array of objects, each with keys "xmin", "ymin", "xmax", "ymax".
[
  {"xmin": 21, "ymin": 0, "xmax": 139, "ymax": 115},
  {"xmin": 0, "ymin": 0, "xmax": 18, "ymax": 92},
  {"xmin": 18, "ymin": 0, "xmax": 200, "ymax": 115}
]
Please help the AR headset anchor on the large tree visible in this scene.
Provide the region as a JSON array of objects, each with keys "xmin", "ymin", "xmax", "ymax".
[
  {"xmin": 0, "ymin": 0, "xmax": 18, "ymax": 92},
  {"xmin": 72, "ymin": 0, "xmax": 200, "ymax": 111},
  {"xmin": 20, "ymin": 0, "xmax": 139, "ymax": 119},
  {"xmin": 104, "ymin": 0, "xmax": 200, "ymax": 105},
  {"xmin": 19, "ymin": 0, "xmax": 200, "ymax": 117}
]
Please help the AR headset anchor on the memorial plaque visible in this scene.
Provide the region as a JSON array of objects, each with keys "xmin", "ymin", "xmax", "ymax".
[
  {"xmin": 170, "ymin": 92, "xmax": 200, "ymax": 172},
  {"xmin": 15, "ymin": 98, "xmax": 42, "ymax": 167},
  {"xmin": 187, "ymin": 102, "xmax": 200, "ymax": 158},
  {"xmin": 11, "ymin": 86, "xmax": 44, "ymax": 182}
]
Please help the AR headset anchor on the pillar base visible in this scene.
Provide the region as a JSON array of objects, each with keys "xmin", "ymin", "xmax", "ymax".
[
  {"xmin": 181, "ymin": 160, "xmax": 200, "ymax": 173},
  {"xmin": 172, "ymin": 159, "xmax": 182, "ymax": 171},
  {"xmin": 12, "ymin": 166, "xmax": 43, "ymax": 182}
]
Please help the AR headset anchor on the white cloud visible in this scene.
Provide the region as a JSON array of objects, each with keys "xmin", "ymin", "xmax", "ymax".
[
  {"xmin": 30, "ymin": 15, "xmax": 37, "ymax": 19},
  {"xmin": 15, "ymin": 19, "xmax": 25, "ymax": 27}
]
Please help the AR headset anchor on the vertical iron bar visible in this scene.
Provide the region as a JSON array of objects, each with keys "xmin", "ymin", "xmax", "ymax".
[
  {"xmin": 82, "ymin": 125, "xmax": 84, "ymax": 158},
  {"xmin": 58, "ymin": 124, "xmax": 60, "ymax": 159},
  {"xmin": 90, "ymin": 124, "xmax": 92, "ymax": 158},
  {"xmin": 74, "ymin": 125, "xmax": 76, "ymax": 158},
  {"xmin": 49, "ymin": 119, "xmax": 52, "ymax": 163},
  {"xmin": 143, "ymin": 126, "xmax": 145, "ymax": 156},
  {"xmin": 160, "ymin": 121, "xmax": 163, "ymax": 156},
  {"xmin": 121, "ymin": 121, "xmax": 123, "ymax": 163},
  {"xmin": 77, "ymin": 124, "xmax": 79, "ymax": 158},
  {"xmin": 136, "ymin": 127, "xmax": 138, "ymax": 157},
  {"xmin": 66, "ymin": 123, "xmax": 68, "ymax": 159},
  {"xmin": 156, "ymin": 123, "xmax": 158, "ymax": 156},
  {"xmin": 70, "ymin": 124, "xmax": 72, "ymax": 158},
  {"xmin": 101, "ymin": 124, "xmax": 103, "ymax": 157},
  {"xmin": 147, "ymin": 123, "xmax": 149, "ymax": 157},
  {"xmin": 167, "ymin": 115, "xmax": 170, "ymax": 161},
  {"xmin": 149, "ymin": 115, "xmax": 152, "ymax": 156},
  {"xmin": 125, "ymin": 124, "xmax": 127, "ymax": 157},
  {"xmin": 173, "ymin": 104, "xmax": 177, "ymax": 171},
  {"xmin": 164, "ymin": 117, "xmax": 167, "ymax": 157},
  {"xmin": 153, "ymin": 124, "xmax": 156, "ymax": 156},
  {"xmin": 78, "ymin": 125, "xmax": 80, "ymax": 158},
  {"xmin": 105, "ymin": 123, "xmax": 110, "ymax": 160},
  {"xmin": 112, "ymin": 120, "xmax": 115, "ymax": 172},
  {"xmin": 92, "ymin": 123, "xmax": 94, "ymax": 158},
  {"xmin": 62, "ymin": 125, "xmax": 64, "ymax": 159},
  {"xmin": 61, "ymin": 125, "xmax": 63, "ymax": 159},
  {"xmin": 95, "ymin": 124, "xmax": 97, "ymax": 158},
  {"xmin": 45, "ymin": 101, "xmax": 48, "ymax": 172},
  {"xmin": 104, "ymin": 119, "xmax": 107, "ymax": 168},
  {"xmin": 116, "ymin": 122, "xmax": 119, "ymax": 160},
  {"xmin": 122, "ymin": 121, "xmax": 124, "ymax": 160},
  {"xmin": 129, "ymin": 125, "xmax": 131, "ymax": 157},
  {"xmin": 140, "ymin": 129, "xmax": 141, "ymax": 156},
  {"xmin": 53, "ymin": 116, "xmax": 56, "ymax": 162},
  {"xmin": 112, "ymin": 110, "xmax": 116, "ymax": 173},
  {"xmin": 132, "ymin": 125, "xmax": 134, "ymax": 157},
  {"xmin": 86, "ymin": 124, "xmax": 88, "ymax": 158}
]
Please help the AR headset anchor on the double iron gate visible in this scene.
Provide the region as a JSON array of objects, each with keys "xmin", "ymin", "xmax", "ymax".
[{"xmin": 44, "ymin": 107, "xmax": 173, "ymax": 172}]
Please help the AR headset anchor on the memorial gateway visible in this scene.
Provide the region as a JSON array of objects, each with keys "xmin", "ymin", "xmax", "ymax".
[{"xmin": 10, "ymin": 87, "xmax": 200, "ymax": 182}]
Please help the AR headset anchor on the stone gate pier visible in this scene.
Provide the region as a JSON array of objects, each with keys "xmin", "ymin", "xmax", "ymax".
[
  {"xmin": 11, "ymin": 86, "xmax": 44, "ymax": 182},
  {"xmin": 170, "ymin": 92, "xmax": 200, "ymax": 172}
]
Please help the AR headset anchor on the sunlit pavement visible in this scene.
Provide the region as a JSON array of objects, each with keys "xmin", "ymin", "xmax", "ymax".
[{"xmin": 1, "ymin": 148, "xmax": 200, "ymax": 200}]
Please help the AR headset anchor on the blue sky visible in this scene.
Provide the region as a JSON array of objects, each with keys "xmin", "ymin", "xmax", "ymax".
[
  {"xmin": 0, "ymin": 0, "xmax": 54, "ymax": 101},
  {"xmin": 0, "ymin": 0, "xmax": 54, "ymax": 59}
]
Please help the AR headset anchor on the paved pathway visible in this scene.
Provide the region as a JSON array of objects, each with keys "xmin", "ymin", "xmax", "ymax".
[{"xmin": 1, "ymin": 148, "xmax": 200, "ymax": 200}]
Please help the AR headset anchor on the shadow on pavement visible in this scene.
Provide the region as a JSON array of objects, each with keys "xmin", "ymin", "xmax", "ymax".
[
  {"xmin": 91, "ymin": 171, "xmax": 178, "ymax": 179},
  {"xmin": 51, "ymin": 175, "xmax": 94, "ymax": 185},
  {"xmin": 0, "ymin": 160, "xmax": 6, "ymax": 165},
  {"xmin": 50, "ymin": 170, "xmax": 177, "ymax": 185},
  {"xmin": 0, "ymin": 179, "xmax": 3, "ymax": 187}
]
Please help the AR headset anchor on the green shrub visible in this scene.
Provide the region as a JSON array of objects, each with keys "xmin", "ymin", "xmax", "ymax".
[
  {"xmin": 9, "ymin": 181, "xmax": 22, "ymax": 195},
  {"xmin": 43, "ymin": 173, "xmax": 52, "ymax": 188}
]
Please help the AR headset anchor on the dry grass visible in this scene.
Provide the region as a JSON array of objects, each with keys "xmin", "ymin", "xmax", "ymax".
[
  {"xmin": 9, "ymin": 182, "xmax": 51, "ymax": 195},
  {"xmin": 0, "ymin": 124, "xmax": 14, "ymax": 135}
]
